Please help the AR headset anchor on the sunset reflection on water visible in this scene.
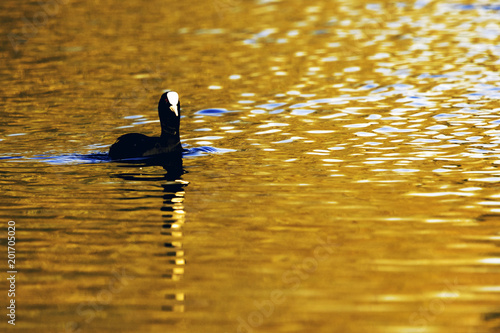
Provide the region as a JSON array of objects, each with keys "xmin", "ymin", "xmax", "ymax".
[{"xmin": 1, "ymin": 0, "xmax": 500, "ymax": 332}]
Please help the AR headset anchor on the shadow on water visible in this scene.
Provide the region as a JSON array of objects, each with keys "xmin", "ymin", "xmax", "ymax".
[
  {"xmin": 482, "ymin": 311, "xmax": 500, "ymax": 332},
  {"xmin": 111, "ymin": 153, "xmax": 188, "ymax": 314},
  {"xmin": 111, "ymin": 151, "xmax": 185, "ymax": 178}
]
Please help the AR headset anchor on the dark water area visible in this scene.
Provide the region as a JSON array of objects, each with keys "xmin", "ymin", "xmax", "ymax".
[{"xmin": 2, "ymin": 0, "xmax": 500, "ymax": 332}]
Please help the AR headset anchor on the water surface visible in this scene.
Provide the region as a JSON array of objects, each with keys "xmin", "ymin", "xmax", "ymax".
[{"xmin": 1, "ymin": 0, "xmax": 500, "ymax": 332}]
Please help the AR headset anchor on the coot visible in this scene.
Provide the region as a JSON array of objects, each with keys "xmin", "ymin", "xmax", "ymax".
[{"xmin": 109, "ymin": 91, "xmax": 182, "ymax": 160}]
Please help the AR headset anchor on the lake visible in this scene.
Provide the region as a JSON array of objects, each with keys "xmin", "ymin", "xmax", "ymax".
[{"xmin": 1, "ymin": 0, "xmax": 500, "ymax": 332}]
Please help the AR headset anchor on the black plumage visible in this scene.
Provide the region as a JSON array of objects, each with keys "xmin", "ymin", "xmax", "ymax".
[{"xmin": 109, "ymin": 91, "xmax": 182, "ymax": 160}]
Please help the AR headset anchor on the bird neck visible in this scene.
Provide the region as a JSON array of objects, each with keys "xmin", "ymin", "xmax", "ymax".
[{"xmin": 160, "ymin": 129, "xmax": 180, "ymax": 144}]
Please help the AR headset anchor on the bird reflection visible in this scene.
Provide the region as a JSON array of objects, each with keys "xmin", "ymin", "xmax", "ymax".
[
  {"xmin": 112, "ymin": 152, "xmax": 187, "ymax": 313},
  {"xmin": 482, "ymin": 308, "xmax": 500, "ymax": 331}
]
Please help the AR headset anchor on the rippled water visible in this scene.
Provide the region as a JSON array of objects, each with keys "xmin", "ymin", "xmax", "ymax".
[{"xmin": 2, "ymin": 0, "xmax": 500, "ymax": 332}]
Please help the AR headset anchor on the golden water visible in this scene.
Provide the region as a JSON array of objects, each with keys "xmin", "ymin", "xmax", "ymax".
[{"xmin": 1, "ymin": 0, "xmax": 500, "ymax": 332}]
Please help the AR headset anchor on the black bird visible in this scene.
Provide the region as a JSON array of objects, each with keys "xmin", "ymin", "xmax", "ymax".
[{"xmin": 109, "ymin": 91, "xmax": 182, "ymax": 160}]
